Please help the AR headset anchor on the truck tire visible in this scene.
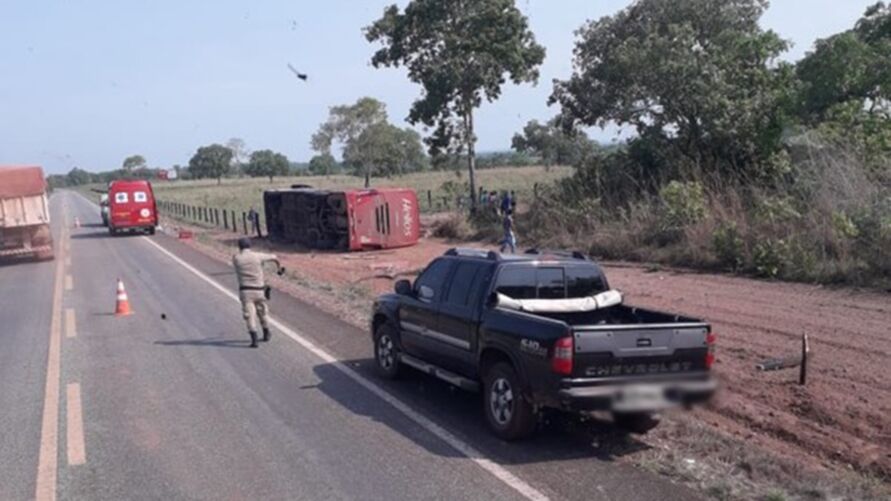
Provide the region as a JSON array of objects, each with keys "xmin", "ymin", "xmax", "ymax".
[
  {"xmin": 373, "ymin": 323, "xmax": 401, "ymax": 379},
  {"xmin": 483, "ymin": 363, "xmax": 537, "ymax": 440},
  {"xmin": 613, "ymin": 412, "xmax": 661, "ymax": 434},
  {"xmin": 147, "ymin": 226, "xmax": 156, "ymax": 235}
]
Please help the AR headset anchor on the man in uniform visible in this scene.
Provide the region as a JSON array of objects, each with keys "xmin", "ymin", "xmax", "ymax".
[{"xmin": 232, "ymin": 238, "xmax": 282, "ymax": 347}]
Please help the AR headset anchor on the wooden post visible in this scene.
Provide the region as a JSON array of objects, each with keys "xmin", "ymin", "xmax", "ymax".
[
  {"xmin": 427, "ymin": 190, "xmax": 432, "ymax": 209},
  {"xmin": 214, "ymin": 208, "xmax": 220, "ymax": 226},
  {"xmin": 242, "ymin": 212, "xmax": 248, "ymax": 234},
  {"xmin": 232, "ymin": 211, "xmax": 238, "ymax": 233},
  {"xmin": 223, "ymin": 210, "xmax": 228, "ymax": 230},
  {"xmin": 799, "ymin": 333, "xmax": 810, "ymax": 385},
  {"xmin": 534, "ymin": 182, "xmax": 539, "ymax": 200}
]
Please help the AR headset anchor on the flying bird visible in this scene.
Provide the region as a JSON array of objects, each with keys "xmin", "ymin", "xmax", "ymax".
[{"xmin": 287, "ymin": 63, "xmax": 308, "ymax": 81}]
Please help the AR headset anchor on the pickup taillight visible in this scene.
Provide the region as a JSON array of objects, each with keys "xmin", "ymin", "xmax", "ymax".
[
  {"xmin": 551, "ymin": 336, "xmax": 574, "ymax": 376},
  {"xmin": 705, "ymin": 332, "xmax": 717, "ymax": 369}
]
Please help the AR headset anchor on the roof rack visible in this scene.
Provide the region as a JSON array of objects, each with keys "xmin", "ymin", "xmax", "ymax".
[
  {"xmin": 523, "ymin": 248, "xmax": 589, "ymax": 261},
  {"xmin": 444, "ymin": 247, "xmax": 499, "ymax": 260}
]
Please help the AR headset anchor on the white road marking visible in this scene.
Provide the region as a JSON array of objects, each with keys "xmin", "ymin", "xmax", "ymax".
[
  {"xmin": 141, "ymin": 236, "xmax": 549, "ymax": 501},
  {"xmin": 65, "ymin": 308, "xmax": 76, "ymax": 339},
  {"xmin": 66, "ymin": 383, "xmax": 86, "ymax": 466},
  {"xmin": 64, "ymin": 274, "xmax": 73, "ymax": 291}
]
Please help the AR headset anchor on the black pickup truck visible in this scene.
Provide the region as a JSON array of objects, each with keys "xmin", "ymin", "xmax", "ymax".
[{"xmin": 371, "ymin": 248, "xmax": 716, "ymax": 440}]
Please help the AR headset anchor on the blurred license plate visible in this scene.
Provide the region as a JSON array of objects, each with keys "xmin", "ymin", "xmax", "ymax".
[{"xmin": 613, "ymin": 384, "xmax": 668, "ymax": 411}]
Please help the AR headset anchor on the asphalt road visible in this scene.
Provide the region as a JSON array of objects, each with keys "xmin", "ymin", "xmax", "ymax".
[{"xmin": 0, "ymin": 191, "xmax": 701, "ymax": 500}]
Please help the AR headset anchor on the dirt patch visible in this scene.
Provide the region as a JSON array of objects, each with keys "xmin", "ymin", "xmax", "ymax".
[{"xmin": 159, "ymin": 214, "xmax": 891, "ymax": 498}]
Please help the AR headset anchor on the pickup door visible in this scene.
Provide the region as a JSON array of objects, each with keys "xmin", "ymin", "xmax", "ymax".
[
  {"xmin": 398, "ymin": 258, "xmax": 452, "ymax": 363},
  {"xmin": 435, "ymin": 260, "xmax": 492, "ymax": 375}
]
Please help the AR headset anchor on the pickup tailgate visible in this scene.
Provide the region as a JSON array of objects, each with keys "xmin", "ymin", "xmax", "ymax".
[{"xmin": 572, "ymin": 324, "xmax": 710, "ymax": 379}]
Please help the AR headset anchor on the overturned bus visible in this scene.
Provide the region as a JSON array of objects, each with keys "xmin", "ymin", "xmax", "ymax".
[{"xmin": 263, "ymin": 187, "xmax": 420, "ymax": 251}]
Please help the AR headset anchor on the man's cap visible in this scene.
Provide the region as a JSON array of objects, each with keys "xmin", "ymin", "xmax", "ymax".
[{"xmin": 238, "ymin": 238, "xmax": 252, "ymax": 250}]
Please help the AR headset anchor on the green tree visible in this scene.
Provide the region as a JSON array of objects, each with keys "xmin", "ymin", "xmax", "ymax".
[
  {"xmin": 244, "ymin": 149, "xmax": 290, "ymax": 182},
  {"xmin": 188, "ymin": 144, "xmax": 233, "ymax": 184},
  {"xmin": 511, "ymin": 116, "xmax": 597, "ymax": 166},
  {"xmin": 551, "ymin": 0, "xmax": 793, "ymax": 181},
  {"xmin": 308, "ymin": 153, "xmax": 338, "ymax": 176},
  {"xmin": 122, "ymin": 155, "xmax": 146, "ymax": 172},
  {"xmin": 344, "ymin": 123, "xmax": 428, "ymax": 187},
  {"xmin": 366, "ymin": 0, "xmax": 545, "ymax": 210},
  {"xmin": 795, "ymin": 3, "xmax": 891, "ymax": 167},
  {"xmin": 65, "ymin": 167, "xmax": 92, "ymax": 186},
  {"xmin": 226, "ymin": 137, "xmax": 250, "ymax": 175},
  {"xmin": 311, "ymin": 97, "xmax": 388, "ymax": 155}
]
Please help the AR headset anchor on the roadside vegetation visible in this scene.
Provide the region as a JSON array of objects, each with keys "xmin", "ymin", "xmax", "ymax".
[{"xmin": 519, "ymin": 0, "xmax": 891, "ymax": 289}]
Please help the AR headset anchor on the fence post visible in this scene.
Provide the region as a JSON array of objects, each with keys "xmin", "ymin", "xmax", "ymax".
[
  {"xmin": 427, "ymin": 190, "xmax": 432, "ymax": 209},
  {"xmin": 799, "ymin": 333, "xmax": 810, "ymax": 385},
  {"xmin": 534, "ymin": 182, "xmax": 539, "ymax": 200},
  {"xmin": 242, "ymin": 212, "xmax": 248, "ymax": 234},
  {"xmin": 223, "ymin": 210, "xmax": 228, "ymax": 230},
  {"xmin": 213, "ymin": 208, "xmax": 218, "ymax": 226},
  {"xmin": 232, "ymin": 211, "xmax": 238, "ymax": 233}
]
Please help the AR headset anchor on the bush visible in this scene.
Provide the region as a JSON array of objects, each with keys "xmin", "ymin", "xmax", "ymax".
[
  {"xmin": 753, "ymin": 239, "xmax": 787, "ymax": 278},
  {"xmin": 712, "ymin": 222, "xmax": 746, "ymax": 271},
  {"xmin": 660, "ymin": 181, "xmax": 706, "ymax": 230},
  {"xmin": 431, "ymin": 213, "xmax": 473, "ymax": 240}
]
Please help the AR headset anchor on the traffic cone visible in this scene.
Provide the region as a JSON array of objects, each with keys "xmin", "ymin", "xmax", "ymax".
[{"xmin": 114, "ymin": 279, "xmax": 133, "ymax": 316}]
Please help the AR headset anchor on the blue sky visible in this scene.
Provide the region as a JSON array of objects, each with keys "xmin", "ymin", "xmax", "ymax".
[{"xmin": 0, "ymin": 0, "xmax": 877, "ymax": 174}]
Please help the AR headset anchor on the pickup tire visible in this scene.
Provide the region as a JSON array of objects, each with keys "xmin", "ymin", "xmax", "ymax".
[
  {"xmin": 483, "ymin": 363, "xmax": 537, "ymax": 440},
  {"xmin": 613, "ymin": 412, "xmax": 661, "ymax": 434},
  {"xmin": 373, "ymin": 323, "xmax": 401, "ymax": 379}
]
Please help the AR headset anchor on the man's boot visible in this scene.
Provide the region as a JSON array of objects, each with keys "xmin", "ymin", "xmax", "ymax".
[
  {"xmin": 249, "ymin": 331, "xmax": 259, "ymax": 348},
  {"xmin": 262, "ymin": 327, "xmax": 271, "ymax": 342}
]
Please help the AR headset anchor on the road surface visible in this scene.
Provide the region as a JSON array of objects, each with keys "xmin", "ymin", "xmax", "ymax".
[{"xmin": 0, "ymin": 191, "xmax": 701, "ymax": 500}]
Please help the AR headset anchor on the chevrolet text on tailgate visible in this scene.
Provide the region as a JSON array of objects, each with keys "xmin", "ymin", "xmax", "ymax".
[{"xmin": 371, "ymin": 248, "xmax": 717, "ymax": 440}]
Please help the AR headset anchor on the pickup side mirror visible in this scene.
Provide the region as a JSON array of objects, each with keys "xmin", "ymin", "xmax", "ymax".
[
  {"xmin": 418, "ymin": 285, "xmax": 434, "ymax": 302},
  {"xmin": 394, "ymin": 279, "xmax": 412, "ymax": 296}
]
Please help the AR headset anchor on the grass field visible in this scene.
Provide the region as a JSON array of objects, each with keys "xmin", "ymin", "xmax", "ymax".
[{"xmin": 149, "ymin": 165, "xmax": 572, "ymax": 218}]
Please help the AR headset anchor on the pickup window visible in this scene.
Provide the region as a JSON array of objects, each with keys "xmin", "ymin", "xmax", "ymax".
[
  {"xmin": 495, "ymin": 265, "xmax": 607, "ymax": 299},
  {"xmin": 414, "ymin": 258, "xmax": 452, "ymax": 302},
  {"xmin": 445, "ymin": 262, "xmax": 486, "ymax": 307}
]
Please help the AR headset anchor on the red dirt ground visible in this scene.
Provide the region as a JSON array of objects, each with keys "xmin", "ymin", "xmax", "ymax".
[{"xmin": 164, "ymin": 215, "xmax": 891, "ymax": 482}]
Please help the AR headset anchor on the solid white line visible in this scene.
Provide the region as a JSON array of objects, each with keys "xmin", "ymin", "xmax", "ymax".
[{"xmin": 140, "ymin": 236, "xmax": 549, "ymax": 501}]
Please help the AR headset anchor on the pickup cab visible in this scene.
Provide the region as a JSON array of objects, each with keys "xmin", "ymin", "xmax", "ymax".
[{"xmin": 371, "ymin": 248, "xmax": 716, "ymax": 440}]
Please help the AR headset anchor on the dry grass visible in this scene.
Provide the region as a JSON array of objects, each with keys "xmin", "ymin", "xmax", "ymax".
[{"xmin": 149, "ymin": 165, "xmax": 572, "ymax": 217}]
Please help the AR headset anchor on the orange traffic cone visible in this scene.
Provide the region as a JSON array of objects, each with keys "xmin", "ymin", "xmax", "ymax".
[{"xmin": 114, "ymin": 279, "xmax": 133, "ymax": 316}]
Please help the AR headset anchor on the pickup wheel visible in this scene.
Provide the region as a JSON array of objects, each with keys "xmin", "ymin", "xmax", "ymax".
[
  {"xmin": 613, "ymin": 412, "xmax": 661, "ymax": 434},
  {"xmin": 373, "ymin": 323, "xmax": 401, "ymax": 379},
  {"xmin": 483, "ymin": 363, "xmax": 537, "ymax": 440}
]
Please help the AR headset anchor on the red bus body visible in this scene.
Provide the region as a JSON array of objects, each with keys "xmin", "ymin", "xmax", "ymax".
[
  {"xmin": 107, "ymin": 180, "xmax": 158, "ymax": 235},
  {"xmin": 264, "ymin": 187, "xmax": 419, "ymax": 251}
]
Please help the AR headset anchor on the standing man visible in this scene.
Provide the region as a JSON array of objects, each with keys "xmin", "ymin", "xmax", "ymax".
[
  {"xmin": 232, "ymin": 238, "xmax": 282, "ymax": 347},
  {"xmin": 248, "ymin": 206, "xmax": 261, "ymax": 237},
  {"xmin": 499, "ymin": 210, "xmax": 517, "ymax": 254}
]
